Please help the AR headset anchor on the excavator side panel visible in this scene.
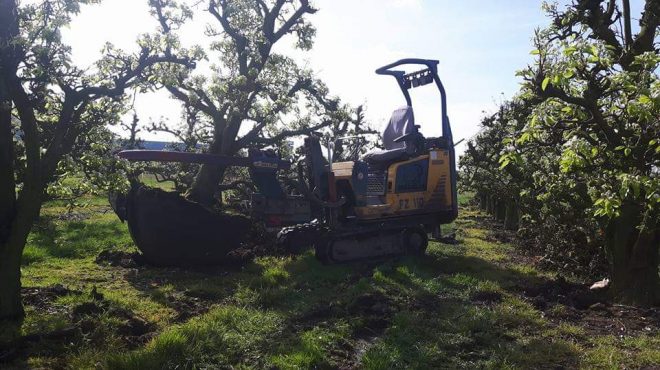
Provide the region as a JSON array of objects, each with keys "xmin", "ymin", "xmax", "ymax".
[
  {"xmin": 384, "ymin": 149, "xmax": 453, "ymax": 214},
  {"xmin": 352, "ymin": 150, "xmax": 454, "ymax": 220}
]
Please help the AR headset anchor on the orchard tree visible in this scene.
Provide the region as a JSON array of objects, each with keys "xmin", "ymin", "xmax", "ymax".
[
  {"xmin": 146, "ymin": 104, "xmax": 210, "ymax": 192},
  {"xmin": 0, "ymin": 0, "xmax": 196, "ymax": 329},
  {"xmin": 461, "ymin": 0, "xmax": 658, "ymax": 303},
  {"xmin": 462, "ymin": 97, "xmax": 607, "ymax": 276},
  {"xmin": 144, "ymin": 102, "xmax": 374, "ymax": 198},
  {"xmin": 120, "ymin": 112, "xmax": 145, "ymax": 150},
  {"xmin": 152, "ymin": 0, "xmax": 354, "ymax": 205},
  {"xmin": 461, "ymin": 100, "xmax": 532, "ymax": 229},
  {"xmin": 516, "ymin": 0, "xmax": 659, "ymax": 304}
]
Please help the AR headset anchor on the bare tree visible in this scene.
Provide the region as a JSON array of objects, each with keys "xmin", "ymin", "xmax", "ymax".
[
  {"xmin": 151, "ymin": 0, "xmax": 355, "ymax": 205},
  {"xmin": 0, "ymin": 0, "xmax": 195, "ymax": 331}
]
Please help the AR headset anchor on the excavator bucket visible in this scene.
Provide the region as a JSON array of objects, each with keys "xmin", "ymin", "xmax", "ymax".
[
  {"xmin": 116, "ymin": 185, "xmax": 253, "ymax": 266},
  {"xmin": 110, "ymin": 149, "xmax": 309, "ymax": 265}
]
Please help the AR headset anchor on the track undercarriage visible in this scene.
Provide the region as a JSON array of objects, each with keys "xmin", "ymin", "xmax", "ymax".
[{"xmin": 277, "ymin": 216, "xmax": 432, "ymax": 264}]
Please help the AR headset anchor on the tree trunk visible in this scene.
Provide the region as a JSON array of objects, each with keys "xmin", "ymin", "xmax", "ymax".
[
  {"xmin": 504, "ymin": 201, "xmax": 519, "ymax": 231},
  {"xmin": 487, "ymin": 196, "xmax": 495, "ymax": 216},
  {"xmin": 0, "ymin": 240, "xmax": 23, "ymax": 321},
  {"xmin": 185, "ymin": 116, "xmax": 241, "ymax": 206},
  {"xmin": 606, "ymin": 202, "xmax": 659, "ymax": 306},
  {"xmin": 0, "ymin": 185, "xmax": 43, "ymax": 339},
  {"xmin": 495, "ymin": 200, "xmax": 506, "ymax": 222},
  {"xmin": 185, "ymin": 164, "xmax": 226, "ymax": 206},
  {"xmin": 0, "ymin": 85, "xmax": 15, "ymax": 242},
  {"xmin": 0, "ymin": 230, "xmax": 28, "ymax": 343},
  {"xmin": 185, "ymin": 129, "xmax": 229, "ymax": 205},
  {"xmin": 479, "ymin": 192, "xmax": 488, "ymax": 211}
]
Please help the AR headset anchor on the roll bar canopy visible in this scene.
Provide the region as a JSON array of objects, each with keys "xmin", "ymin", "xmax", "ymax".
[{"xmin": 375, "ymin": 58, "xmax": 452, "ymax": 142}]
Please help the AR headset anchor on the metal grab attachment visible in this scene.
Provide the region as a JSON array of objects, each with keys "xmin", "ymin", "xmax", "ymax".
[
  {"xmin": 117, "ymin": 150, "xmax": 292, "ymax": 170},
  {"xmin": 117, "ymin": 149, "xmax": 293, "ymax": 200}
]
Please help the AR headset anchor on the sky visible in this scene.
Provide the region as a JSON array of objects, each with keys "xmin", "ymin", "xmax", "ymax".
[{"xmin": 61, "ymin": 0, "xmax": 645, "ymax": 158}]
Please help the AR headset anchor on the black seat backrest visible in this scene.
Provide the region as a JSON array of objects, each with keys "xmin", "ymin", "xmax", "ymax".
[{"xmin": 382, "ymin": 106, "xmax": 415, "ymax": 150}]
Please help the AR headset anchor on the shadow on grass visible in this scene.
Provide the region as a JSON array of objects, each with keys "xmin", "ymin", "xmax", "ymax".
[
  {"xmin": 113, "ymin": 242, "xmax": 579, "ymax": 369},
  {"xmin": 356, "ymin": 250, "xmax": 578, "ymax": 369}
]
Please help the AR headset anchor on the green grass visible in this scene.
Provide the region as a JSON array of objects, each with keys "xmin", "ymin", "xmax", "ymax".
[
  {"xmin": 108, "ymin": 306, "xmax": 284, "ymax": 369},
  {"xmin": 9, "ymin": 194, "xmax": 659, "ymax": 369},
  {"xmin": 138, "ymin": 174, "xmax": 176, "ymax": 191}
]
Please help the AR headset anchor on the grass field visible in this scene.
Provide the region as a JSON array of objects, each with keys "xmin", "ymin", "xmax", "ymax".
[{"xmin": 4, "ymin": 193, "xmax": 659, "ymax": 369}]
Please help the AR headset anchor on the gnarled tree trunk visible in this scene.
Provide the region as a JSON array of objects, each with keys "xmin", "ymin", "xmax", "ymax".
[
  {"xmin": 0, "ymin": 240, "xmax": 24, "ymax": 323},
  {"xmin": 186, "ymin": 165, "xmax": 227, "ymax": 206},
  {"xmin": 495, "ymin": 200, "xmax": 506, "ymax": 222},
  {"xmin": 0, "ymin": 197, "xmax": 41, "ymax": 341},
  {"xmin": 185, "ymin": 115, "xmax": 239, "ymax": 206},
  {"xmin": 504, "ymin": 201, "xmax": 519, "ymax": 231},
  {"xmin": 606, "ymin": 202, "xmax": 659, "ymax": 306},
  {"xmin": 0, "ymin": 76, "xmax": 22, "ymax": 339},
  {"xmin": 478, "ymin": 192, "xmax": 488, "ymax": 211}
]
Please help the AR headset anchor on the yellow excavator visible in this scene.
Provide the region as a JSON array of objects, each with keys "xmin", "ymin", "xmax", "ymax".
[
  {"xmin": 277, "ymin": 58, "xmax": 458, "ymax": 263},
  {"xmin": 113, "ymin": 58, "xmax": 457, "ymax": 265}
]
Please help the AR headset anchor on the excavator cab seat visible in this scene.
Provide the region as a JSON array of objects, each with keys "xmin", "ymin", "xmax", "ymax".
[{"xmin": 362, "ymin": 106, "xmax": 425, "ymax": 169}]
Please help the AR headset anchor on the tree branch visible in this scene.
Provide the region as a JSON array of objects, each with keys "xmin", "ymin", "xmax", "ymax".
[
  {"xmin": 630, "ymin": 0, "xmax": 660, "ymax": 58},
  {"xmin": 622, "ymin": 0, "xmax": 633, "ymax": 47},
  {"xmin": 250, "ymin": 119, "xmax": 333, "ymax": 145},
  {"xmin": 208, "ymin": 0, "xmax": 249, "ymax": 75},
  {"xmin": 79, "ymin": 53, "xmax": 193, "ymax": 98},
  {"xmin": 573, "ymin": 0, "xmax": 623, "ymax": 55},
  {"xmin": 235, "ymin": 77, "xmax": 311, "ymax": 147},
  {"xmin": 271, "ymin": 0, "xmax": 316, "ymax": 42},
  {"xmin": 217, "ymin": 180, "xmax": 254, "ymax": 191}
]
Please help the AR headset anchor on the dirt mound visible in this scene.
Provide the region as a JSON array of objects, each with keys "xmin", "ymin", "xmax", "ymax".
[
  {"xmin": 123, "ymin": 185, "xmax": 255, "ymax": 266},
  {"xmin": 520, "ymin": 276, "xmax": 602, "ymax": 310},
  {"xmin": 22, "ymin": 285, "xmax": 81, "ymax": 314},
  {"xmin": 349, "ymin": 292, "xmax": 396, "ymax": 336},
  {"xmin": 71, "ymin": 291, "xmax": 156, "ymax": 348},
  {"xmin": 470, "ymin": 290, "xmax": 503, "ymax": 305},
  {"xmin": 96, "ymin": 250, "xmax": 146, "ymax": 268},
  {"xmin": 167, "ymin": 293, "xmax": 213, "ymax": 323},
  {"xmin": 516, "ymin": 276, "xmax": 659, "ymax": 338}
]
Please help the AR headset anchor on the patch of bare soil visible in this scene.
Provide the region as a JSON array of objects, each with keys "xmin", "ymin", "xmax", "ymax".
[
  {"xmin": 223, "ymin": 223, "xmax": 279, "ymax": 263},
  {"xmin": 71, "ymin": 289, "xmax": 156, "ymax": 348},
  {"xmin": 346, "ymin": 292, "xmax": 396, "ymax": 367},
  {"xmin": 56, "ymin": 211, "xmax": 90, "ymax": 222},
  {"xmin": 470, "ymin": 290, "xmax": 504, "ymax": 305},
  {"xmin": 547, "ymin": 301, "xmax": 659, "ymax": 338},
  {"xmin": 486, "ymin": 229, "xmax": 515, "ymax": 244},
  {"xmin": 2, "ymin": 286, "xmax": 126, "ymax": 364},
  {"xmin": 1, "ymin": 286, "xmax": 159, "ymax": 365},
  {"xmin": 0, "ymin": 286, "xmax": 82, "ymax": 363},
  {"xmin": 96, "ymin": 249, "xmax": 146, "ymax": 268},
  {"xmin": 519, "ymin": 276, "xmax": 601, "ymax": 310},
  {"xmin": 282, "ymin": 291, "xmax": 397, "ymax": 370},
  {"xmin": 0, "ymin": 327, "xmax": 78, "ymax": 365},
  {"xmin": 22, "ymin": 284, "xmax": 80, "ymax": 313},
  {"xmin": 349, "ymin": 292, "xmax": 394, "ymax": 335},
  {"xmin": 168, "ymin": 292, "xmax": 213, "ymax": 322},
  {"xmin": 518, "ymin": 276, "xmax": 659, "ymax": 338}
]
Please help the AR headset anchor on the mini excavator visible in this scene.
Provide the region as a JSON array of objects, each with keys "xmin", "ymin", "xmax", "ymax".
[{"xmin": 113, "ymin": 58, "xmax": 457, "ymax": 264}]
